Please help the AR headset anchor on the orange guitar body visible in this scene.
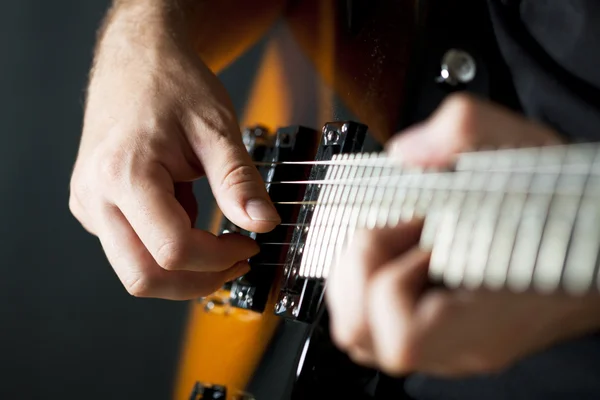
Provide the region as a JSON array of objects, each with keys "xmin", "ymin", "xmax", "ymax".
[{"xmin": 173, "ymin": 219, "xmax": 283, "ymax": 400}]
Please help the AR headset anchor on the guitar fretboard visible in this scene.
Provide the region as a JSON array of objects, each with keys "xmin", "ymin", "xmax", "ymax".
[{"xmin": 296, "ymin": 143, "xmax": 600, "ymax": 295}]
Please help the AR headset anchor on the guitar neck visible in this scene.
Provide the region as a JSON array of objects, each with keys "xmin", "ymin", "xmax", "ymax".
[{"xmin": 296, "ymin": 143, "xmax": 600, "ymax": 295}]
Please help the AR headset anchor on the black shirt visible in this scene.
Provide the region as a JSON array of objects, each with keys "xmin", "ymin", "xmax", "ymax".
[{"xmin": 401, "ymin": 1, "xmax": 600, "ymax": 399}]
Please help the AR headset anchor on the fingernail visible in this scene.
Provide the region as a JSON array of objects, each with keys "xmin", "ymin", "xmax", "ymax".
[{"xmin": 245, "ymin": 199, "xmax": 281, "ymax": 222}]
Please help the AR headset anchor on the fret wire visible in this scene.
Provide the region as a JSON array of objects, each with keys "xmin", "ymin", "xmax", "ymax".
[
  {"xmin": 388, "ymin": 168, "xmax": 408, "ymax": 227},
  {"xmin": 413, "ymin": 169, "xmax": 438, "ymax": 220},
  {"xmin": 300, "ymin": 164, "xmax": 337, "ymax": 277},
  {"xmin": 376, "ymin": 164, "xmax": 399, "ymax": 227},
  {"xmin": 311, "ymin": 154, "xmax": 346, "ymax": 278},
  {"xmin": 290, "ymin": 159, "xmax": 324, "ymax": 278},
  {"xmin": 474, "ymin": 149, "xmax": 517, "ymax": 289},
  {"xmin": 484, "ymin": 171, "xmax": 531, "ymax": 290},
  {"xmin": 400, "ymin": 169, "xmax": 424, "ymax": 222},
  {"xmin": 507, "ymin": 171, "xmax": 561, "ymax": 292},
  {"xmin": 463, "ymin": 159, "xmax": 510, "ymax": 289},
  {"xmin": 563, "ymin": 147, "xmax": 600, "ymax": 294},
  {"xmin": 332, "ymin": 153, "xmax": 371, "ymax": 274},
  {"xmin": 501, "ymin": 147, "xmax": 546, "ymax": 291},
  {"xmin": 316, "ymin": 154, "xmax": 351, "ymax": 279},
  {"xmin": 434, "ymin": 171, "xmax": 471, "ymax": 288},
  {"xmin": 321, "ymin": 154, "xmax": 358, "ymax": 279},
  {"xmin": 340, "ymin": 154, "xmax": 378, "ymax": 275},
  {"xmin": 366, "ymin": 162, "xmax": 391, "ymax": 229},
  {"xmin": 538, "ymin": 145, "xmax": 597, "ymax": 293},
  {"xmin": 300, "ymin": 157, "xmax": 336, "ymax": 278},
  {"xmin": 444, "ymin": 170, "xmax": 487, "ymax": 288},
  {"xmin": 348, "ymin": 155, "xmax": 376, "ymax": 253},
  {"xmin": 533, "ymin": 163, "xmax": 587, "ymax": 293}
]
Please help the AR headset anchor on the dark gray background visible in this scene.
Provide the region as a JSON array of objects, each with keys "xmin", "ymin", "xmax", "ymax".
[{"xmin": 0, "ymin": 2, "xmax": 264, "ymax": 398}]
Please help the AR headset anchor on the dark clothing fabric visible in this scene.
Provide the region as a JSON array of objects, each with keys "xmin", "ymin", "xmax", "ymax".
[
  {"xmin": 398, "ymin": 1, "xmax": 600, "ymax": 399},
  {"xmin": 488, "ymin": 0, "xmax": 600, "ymax": 142}
]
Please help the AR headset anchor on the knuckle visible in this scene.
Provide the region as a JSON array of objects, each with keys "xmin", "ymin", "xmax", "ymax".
[
  {"xmin": 439, "ymin": 93, "xmax": 480, "ymax": 143},
  {"xmin": 123, "ymin": 273, "xmax": 155, "ymax": 298},
  {"xmin": 443, "ymin": 92, "xmax": 479, "ymax": 116},
  {"xmin": 155, "ymin": 240, "xmax": 188, "ymax": 271},
  {"xmin": 379, "ymin": 354, "xmax": 409, "ymax": 376},
  {"xmin": 221, "ymin": 164, "xmax": 259, "ymax": 193},
  {"xmin": 68, "ymin": 193, "xmax": 83, "ymax": 219},
  {"xmin": 331, "ymin": 323, "xmax": 361, "ymax": 350},
  {"xmin": 97, "ymin": 150, "xmax": 128, "ymax": 185},
  {"xmin": 352, "ymin": 229, "xmax": 379, "ymax": 257},
  {"xmin": 190, "ymin": 106, "xmax": 238, "ymax": 147}
]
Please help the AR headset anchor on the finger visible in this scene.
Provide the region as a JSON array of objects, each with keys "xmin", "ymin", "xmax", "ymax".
[
  {"xmin": 188, "ymin": 115, "xmax": 280, "ymax": 233},
  {"xmin": 386, "ymin": 93, "xmax": 563, "ymax": 168},
  {"xmin": 174, "ymin": 182, "xmax": 198, "ymax": 227},
  {"xmin": 68, "ymin": 193, "xmax": 97, "ymax": 235},
  {"xmin": 326, "ymin": 219, "xmax": 424, "ymax": 352},
  {"xmin": 95, "ymin": 203, "xmax": 249, "ymax": 300},
  {"xmin": 365, "ymin": 248, "xmax": 431, "ymax": 376},
  {"xmin": 114, "ymin": 162, "xmax": 259, "ymax": 272}
]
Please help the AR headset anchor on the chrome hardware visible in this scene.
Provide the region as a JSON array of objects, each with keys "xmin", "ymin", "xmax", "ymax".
[
  {"xmin": 325, "ymin": 129, "xmax": 340, "ymax": 144},
  {"xmin": 242, "ymin": 125, "xmax": 269, "ymax": 153},
  {"xmin": 436, "ymin": 49, "xmax": 476, "ymax": 86}
]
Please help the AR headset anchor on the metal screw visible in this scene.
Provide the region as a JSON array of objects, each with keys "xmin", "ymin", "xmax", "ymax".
[
  {"xmin": 437, "ymin": 49, "xmax": 476, "ymax": 86},
  {"xmin": 326, "ymin": 129, "xmax": 339, "ymax": 143},
  {"xmin": 204, "ymin": 301, "xmax": 215, "ymax": 312},
  {"xmin": 275, "ymin": 300, "xmax": 285, "ymax": 313},
  {"xmin": 280, "ymin": 133, "xmax": 290, "ymax": 145}
]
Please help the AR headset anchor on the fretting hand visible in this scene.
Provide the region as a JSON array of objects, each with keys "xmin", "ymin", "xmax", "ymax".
[{"xmin": 326, "ymin": 93, "xmax": 600, "ymax": 377}]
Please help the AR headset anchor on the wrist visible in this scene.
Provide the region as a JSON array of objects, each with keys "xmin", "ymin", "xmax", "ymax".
[
  {"xmin": 107, "ymin": 3, "xmax": 188, "ymax": 47},
  {"xmin": 93, "ymin": 1, "xmax": 194, "ymax": 70}
]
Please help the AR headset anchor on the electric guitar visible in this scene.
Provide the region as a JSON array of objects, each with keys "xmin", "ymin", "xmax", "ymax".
[
  {"xmin": 171, "ymin": 1, "xmax": 599, "ymax": 398},
  {"xmin": 173, "ymin": 120, "xmax": 600, "ymax": 400}
]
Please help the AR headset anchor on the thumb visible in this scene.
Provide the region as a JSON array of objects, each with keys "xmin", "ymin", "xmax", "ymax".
[
  {"xmin": 195, "ymin": 123, "xmax": 280, "ymax": 233},
  {"xmin": 386, "ymin": 94, "xmax": 563, "ymax": 168}
]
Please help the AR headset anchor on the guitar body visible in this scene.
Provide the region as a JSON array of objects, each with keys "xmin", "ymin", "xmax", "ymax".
[{"xmin": 174, "ymin": 1, "xmax": 528, "ymax": 399}]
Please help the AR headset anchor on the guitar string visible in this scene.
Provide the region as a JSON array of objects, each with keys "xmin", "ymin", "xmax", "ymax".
[
  {"xmin": 269, "ymin": 191, "xmax": 600, "ymax": 206},
  {"xmin": 254, "ymin": 159, "xmax": 600, "ymax": 168},
  {"xmin": 260, "ymin": 165, "xmax": 600, "ymax": 186}
]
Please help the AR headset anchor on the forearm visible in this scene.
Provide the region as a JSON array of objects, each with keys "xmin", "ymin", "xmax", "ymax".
[{"xmin": 96, "ymin": 0, "xmax": 285, "ymax": 73}]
